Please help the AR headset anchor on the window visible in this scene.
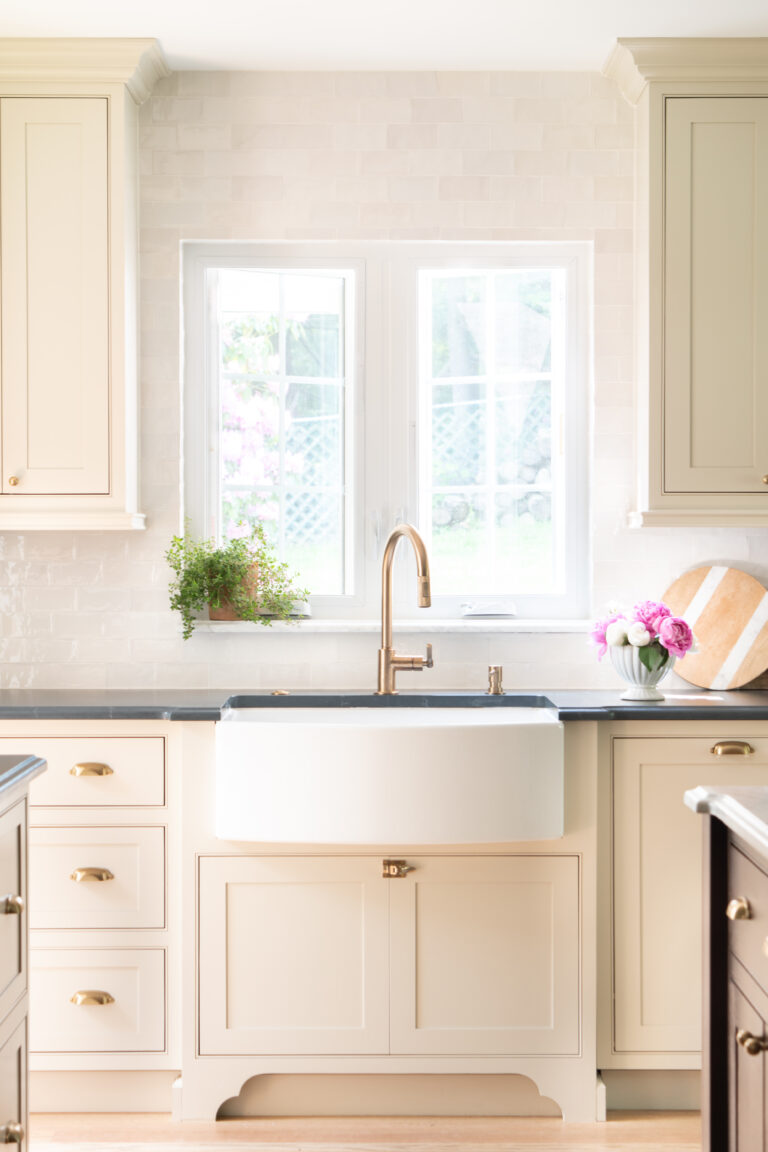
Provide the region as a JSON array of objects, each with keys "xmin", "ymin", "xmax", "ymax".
[{"xmin": 183, "ymin": 242, "xmax": 590, "ymax": 621}]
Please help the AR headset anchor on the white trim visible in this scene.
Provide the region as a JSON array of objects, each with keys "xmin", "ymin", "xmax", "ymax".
[{"xmin": 0, "ymin": 39, "xmax": 169, "ymax": 103}]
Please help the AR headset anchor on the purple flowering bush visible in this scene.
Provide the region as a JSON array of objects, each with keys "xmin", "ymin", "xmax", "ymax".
[{"xmin": 590, "ymin": 599, "xmax": 694, "ymax": 673}]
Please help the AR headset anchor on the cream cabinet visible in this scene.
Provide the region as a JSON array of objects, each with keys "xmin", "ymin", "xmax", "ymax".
[
  {"xmin": 0, "ymin": 721, "xmax": 179, "ymax": 1076},
  {"xmin": 605, "ymin": 39, "xmax": 768, "ymax": 526},
  {"xmin": 198, "ymin": 853, "xmax": 580, "ymax": 1059},
  {"xmin": 601, "ymin": 727, "xmax": 768, "ymax": 1069},
  {"xmin": 0, "ymin": 38, "xmax": 167, "ymax": 530}
]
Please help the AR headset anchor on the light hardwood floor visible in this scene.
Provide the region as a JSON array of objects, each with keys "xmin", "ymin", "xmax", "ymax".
[{"xmin": 30, "ymin": 1112, "xmax": 702, "ymax": 1151}]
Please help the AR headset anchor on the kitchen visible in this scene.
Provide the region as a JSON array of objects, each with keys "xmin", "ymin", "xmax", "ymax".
[{"xmin": 1, "ymin": 4, "xmax": 768, "ymax": 1150}]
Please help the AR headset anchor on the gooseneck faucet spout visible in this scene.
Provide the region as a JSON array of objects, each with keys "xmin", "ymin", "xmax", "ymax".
[{"xmin": 377, "ymin": 523, "xmax": 434, "ymax": 695}]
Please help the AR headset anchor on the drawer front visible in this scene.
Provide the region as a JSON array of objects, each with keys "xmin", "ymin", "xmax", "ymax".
[
  {"xmin": 0, "ymin": 799, "xmax": 26, "ymax": 1022},
  {"xmin": 30, "ymin": 949, "xmax": 165, "ymax": 1053},
  {"xmin": 728, "ymin": 843, "xmax": 768, "ymax": 994},
  {"xmin": 29, "ymin": 825, "xmax": 165, "ymax": 930},
  {"xmin": 0, "ymin": 737, "xmax": 166, "ymax": 808},
  {"xmin": 0, "ymin": 1012, "xmax": 26, "ymax": 1147}
]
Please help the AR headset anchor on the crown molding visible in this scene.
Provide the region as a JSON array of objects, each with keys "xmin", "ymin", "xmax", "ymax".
[
  {"xmin": 0, "ymin": 38, "xmax": 170, "ymax": 102},
  {"xmin": 604, "ymin": 37, "xmax": 768, "ymax": 105}
]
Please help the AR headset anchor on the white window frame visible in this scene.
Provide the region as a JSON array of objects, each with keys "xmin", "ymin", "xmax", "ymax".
[{"xmin": 182, "ymin": 241, "xmax": 591, "ymax": 622}]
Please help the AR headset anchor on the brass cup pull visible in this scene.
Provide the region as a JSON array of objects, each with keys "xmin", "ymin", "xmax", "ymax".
[
  {"xmin": 70, "ymin": 990, "xmax": 114, "ymax": 1007},
  {"xmin": 382, "ymin": 859, "xmax": 415, "ymax": 879},
  {"xmin": 737, "ymin": 1028, "xmax": 768, "ymax": 1056},
  {"xmin": 727, "ymin": 897, "xmax": 752, "ymax": 921},
  {"xmin": 711, "ymin": 741, "xmax": 755, "ymax": 756},
  {"xmin": 1, "ymin": 894, "xmax": 23, "ymax": 915},
  {"xmin": 70, "ymin": 867, "xmax": 114, "ymax": 883},
  {"xmin": 70, "ymin": 762, "xmax": 114, "ymax": 777},
  {"xmin": 0, "ymin": 1122, "xmax": 24, "ymax": 1144}
]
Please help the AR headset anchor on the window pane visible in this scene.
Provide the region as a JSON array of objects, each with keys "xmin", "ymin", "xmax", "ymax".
[
  {"xmin": 431, "ymin": 382, "xmax": 485, "ymax": 486},
  {"xmin": 215, "ymin": 268, "xmax": 351, "ymax": 596},
  {"xmin": 495, "ymin": 272, "xmax": 553, "ymax": 373},
  {"xmin": 431, "ymin": 274, "xmax": 486, "ymax": 378}
]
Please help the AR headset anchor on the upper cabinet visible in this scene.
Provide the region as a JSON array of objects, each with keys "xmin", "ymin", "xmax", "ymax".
[
  {"xmin": 0, "ymin": 39, "xmax": 168, "ymax": 529},
  {"xmin": 605, "ymin": 39, "xmax": 768, "ymax": 526}
]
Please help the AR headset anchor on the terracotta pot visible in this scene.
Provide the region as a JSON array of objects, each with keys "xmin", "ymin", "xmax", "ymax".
[{"xmin": 208, "ymin": 563, "xmax": 259, "ymax": 621}]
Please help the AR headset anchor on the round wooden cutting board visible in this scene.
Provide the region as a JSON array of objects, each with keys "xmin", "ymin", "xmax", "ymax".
[{"xmin": 662, "ymin": 566, "xmax": 768, "ymax": 690}]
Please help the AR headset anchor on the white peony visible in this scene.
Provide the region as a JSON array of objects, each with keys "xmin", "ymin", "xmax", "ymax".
[
  {"xmin": 605, "ymin": 620, "xmax": 629, "ymax": 646},
  {"xmin": 627, "ymin": 621, "xmax": 652, "ymax": 647}
]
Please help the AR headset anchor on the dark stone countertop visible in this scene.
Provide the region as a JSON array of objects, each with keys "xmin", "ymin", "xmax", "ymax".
[{"xmin": 0, "ymin": 687, "xmax": 767, "ymax": 721}]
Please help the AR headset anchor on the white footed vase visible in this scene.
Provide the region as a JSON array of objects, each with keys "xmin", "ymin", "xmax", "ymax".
[{"xmin": 609, "ymin": 644, "xmax": 676, "ymax": 701}]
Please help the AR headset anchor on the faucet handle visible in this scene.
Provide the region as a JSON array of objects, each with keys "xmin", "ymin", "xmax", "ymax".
[{"xmin": 425, "ymin": 642, "xmax": 433, "ymax": 669}]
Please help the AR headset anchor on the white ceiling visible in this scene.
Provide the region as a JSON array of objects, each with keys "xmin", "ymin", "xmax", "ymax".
[{"xmin": 1, "ymin": 0, "xmax": 768, "ymax": 72}]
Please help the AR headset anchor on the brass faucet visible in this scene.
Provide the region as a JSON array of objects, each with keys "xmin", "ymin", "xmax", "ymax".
[{"xmin": 376, "ymin": 523, "xmax": 434, "ymax": 694}]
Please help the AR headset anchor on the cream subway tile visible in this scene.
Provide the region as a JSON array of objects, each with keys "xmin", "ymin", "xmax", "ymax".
[
  {"xmin": 283, "ymin": 227, "xmax": 342, "ymax": 240},
  {"xmin": 49, "ymin": 561, "xmax": 103, "ymax": 585},
  {"xmin": 106, "ymin": 663, "xmax": 159, "ymax": 688},
  {"xmin": 594, "ymin": 123, "xmax": 635, "ymax": 149},
  {"xmin": 358, "ymin": 97, "xmax": 413, "ymax": 123},
  {"xmin": 408, "ymin": 201, "xmax": 465, "ymax": 228},
  {"xmin": 590, "ymin": 73, "xmax": 622, "ymax": 99},
  {"xmin": 489, "ymin": 176, "xmax": 543, "ymax": 202},
  {"xmin": 177, "ymin": 175, "xmax": 232, "ymax": 202},
  {"xmin": 513, "ymin": 151, "xmax": 567, "ymax": 176},
  {"xmin": 305, "ymin": 150, "xmax": 361, "ymax": 178},
  {"xmin": 140, "ymin": 277, "xmax": 178, "ymax": 308},
  {"xmin": 154, "ymin": 661, "xmax": 212, "ymax": 688},
  {"xmin": 387, "ymin": 73, "xmax": 439, "ymax": 96},
  {"xmin": 11, "ymin": 536, "xmax": 76, "ymax": 561},
  {"xmin": 0, "ymin": 560, "xmax": 51, "ymax": 585},
  {"xmin": 595, "ymin": 303, "xmax": 634, "ymax": 332},
  {"xmin": 177, "ymin": 124, "xmax": 232, "ymax": 151},
  {"xmin": 462, "ymin": 151, "xmax": 517, "ymax": 175},
  {"xmin": 7, "ymin": 613, "xmax": 54, "ymax": 638},
  {"xmin": 360, "ymin": 150, "xmax": 411, "ymax": 175},
  {"xmin": 140, "ymin": 125, "xmax": 178, "ymax": 149},
  {"xmin": 75, "ymin": 637, "xmax": 132, "ymax": 663},
  {"xmin": 386, "ymin": 123, "xmax": 440, "ymax": 150},
  {"xmin": 438, "ymin": 123, "xmax": 492, "ymax": 149},
  {"xmin": 488, "ymin": 123, "xmax": 545, "ymax": 150},
  {"xmin": 359, "ymin": 201, "xmax": 413, "ymax": 227},
  {"xmin": 33, "ymin": 664, "xmax": 108, "ymax": 689},
  {"xmin": 148, "ymin": 74, "xmax": 176, "ymax": 100},
  {"xmin": 0, "ymin": 639, "xmax": 25, "ymax": 663},
  {"xmin": 139, "ymin": 250, "xmax": 180, "ymax": 278},
  {"xmin": 338, "ymin": 176, "xmax": 390, "ymax": 202},
  {"xmin": 615, "ymin": 202, "xmax": 633, "ymax": 229},
  {"xmin": 282, "ymin": 177, "xmax": 338, "ymax": 202},
  {"xmin": 139, "ymin": 228, "xmax": 180, "ymax": 253},
  {"xmin": 130, "ymin": 586, "xmax": 173, "ymax": 613},
  {"xmin": 151, "ymin": 98, "xmax": 205, "ymax": 123},
  {"xmin": 411, "ymin": 98, "xmax": 463, "ymax": 123},
  {"xmin": 129, "ymin": 637, "xmax": 186, "ymax": 663},
  {"xmin": 139, "ymin": 150, "xmax": 153, "ymax": 177},
  {"xmin": 541, "ymin": 124, "xmax": 596, "ymax": 151},
  {"xmin": 595, "ymin": 405, "xmax": 634, "ymax": 437},
  {"xmin": 334, "ymin": 123, "xmax": 388, "ymax": 149},
  {"xmin": 153, "ymin": 150, "xmax": 206, "ymax": 176},
  {"xmin": 510, "ymin": 201, "xmax": 567, "ymax": 227},
  {"xmin": 460, "ymin": 97, "xmax": 517, "ymax": 124},
  {"xmin": 74, "ymin": 587, "xmax": 131, "ymax": 614},
  {"xmin": 438, "ymin": 174, "xmax": 492, "ymax": 200},
  {"xmin": 436, "ymin": 73, "xmax": 491, "ymax": 97},
  {"xmin": 569, "ymin": 98, "xmax": 618, "ymax": 125},
  {"xmin": 140, "ymin": 302, "xmax": 178, "ymax": 336},
  {"xmin": 595, "ymin": 276, "xmax": 633, "ymax": 307},
  {"xmin": 231, "ymin": 123, "xmax": 336, "ymax": 150},
  {"xmin": 231, "ymin": 72, "xmax": 335, "ymax": 97},
  {"xmin": 176, "ymin": 71, "xmax": 232, "ymax": 96},
  {"xmin": 387, "ymin": 174, "xmax": 440, "ymax": 201},
  {"xmin": 407, "ymin": 149, "xmax": 463, "ymax": 176},
  {"xmin": 334, "ymin": 73, "xmax": 388, "ymax": 97},
  {"xmin": 540, "ymin": 73, "xmax": 593, "ymax": 98},
  {"xmin": 564, "ymin": 201, "xmax": 617, "ymax": 228},
  {"xmin": 308, "ymin": 201, "xmax": 362, "ymax": 227},
  {"xmin": 230, "ymin": 175, "xmax": 286, "ymax": 201},
  {"xmin": 204, "ymin": 201, "xmax": 262, "ymax": 232},
  {"xmin": 567, "ymin": 149, "xmax": 621, "ymax": 176},
  {"xmin": 594, "ymin": 228, "xmax": 633, "ymax": 253},
  {"xmin": 543, "ymin": 175, "xmax": 595, "ymax": 202},
  {"xmin": 294, "ymin": 97, "xmax": 362, "ymax": 124},
  {"xmin": 513, "ymin": 99, "xmax": 567, "ymax": 124},
  {"xmin": 488, "ymin": 73, "xmax": 543, "ymax": 97},
  {"xmin": 23, "ymin": 587, "xmax": 77, "ymax": 612},
  {"xmin": 463, "ymin": 201, "xmax": 515, "ymax": 227}
]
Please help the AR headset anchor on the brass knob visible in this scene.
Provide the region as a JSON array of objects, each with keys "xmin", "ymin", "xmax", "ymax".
[
  {"xmin": 382, "ymin": 859, "xmax": 415, "ymax": 879},
  {"xmin": 711, "ymin": 741, "xmax": 755, "ymax": 756},
  {"xmin": 69, "ymin": 762, "xmax": 113, "ymax": 777},
  {"xmin": 70, "ymin": 990, "xmax": 114, "ymax": 1006},
  {"xmin": 70, "ymin": 867, "xmax": 114, "ymax": 883},
  {"xmin": 0, "ymin": 1123, "xmax": 24, "ymax": 1144},
  {"xmin": 737, "ymin": 1028, "xmax": 768, "ymax": 1055},
  {"xmin": 1, "ymin": 895, "xmax": 23, "ymax": 915},
  {"xmin": 7, "ymin": 477, "xmax": 18, "ymax": 487},
  {"xmin": 762, "ymin": 475, "xmax": 768, "ymax": 485},
  {"xmin": 727, "ymin": 897, "xmax": 752, "ymax": 921}
]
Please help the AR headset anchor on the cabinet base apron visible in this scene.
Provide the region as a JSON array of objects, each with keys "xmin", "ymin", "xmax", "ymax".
[{"xmin": 175, "ymin": 1058, "xmax": 604, "ymax": 1123}]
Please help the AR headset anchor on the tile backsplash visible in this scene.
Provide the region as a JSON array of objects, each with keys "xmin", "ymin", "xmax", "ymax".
[{"xmin": 0, "ymin": 69, "xmax": 765, "ymax": 690}]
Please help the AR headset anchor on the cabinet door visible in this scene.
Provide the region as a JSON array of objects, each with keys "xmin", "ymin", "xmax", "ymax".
[
  {"xmin": 0, "ymin": 1013, "xmax": 26, "ymax": 1148},
  {"xmin": 664, "ymin": 97, "xmax": 768, "ymax": 495},
  {"xmin": 198, "ymin": 856, "xmax": 389, "ymax": 1055},
  {"xmin": 612, "ymin": 736, "xmax": 768, "ymax": 1057},
  {"xmin": 729, "ymin": 973, "xmax": 768, "ymax": 1151},
  {"xmin": 0, "ymin": 97, "xmax": 109, "ymax": 495},
  {"xmin": 0, "ymin": 799, "xmax": 26, "ymax": 1025},
  {"xmin": 389, "ymin": 855, "xmax": 580, "ymax": 1055}
]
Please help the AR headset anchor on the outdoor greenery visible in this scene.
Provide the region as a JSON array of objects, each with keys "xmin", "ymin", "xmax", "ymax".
[{"xmin": 165, "ymin": 524, "xmax": 310, "ymax": 639}]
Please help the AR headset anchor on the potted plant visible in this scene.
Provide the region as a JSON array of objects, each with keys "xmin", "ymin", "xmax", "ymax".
[{"xmin": 165, "ymin": 524, "xmax": 310, "ymax": 639}]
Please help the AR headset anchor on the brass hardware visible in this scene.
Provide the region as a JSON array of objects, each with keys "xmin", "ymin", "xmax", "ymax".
[
  {"xmin": 7, "ymin": 477, "xmax": 18, "ymax": 487},
  {"xmin": 376, "ymin": 524, "xmax": 434, "ymax": 694},
  {"xmin": 1, "ymin": 894, "xmax": 23, "ymax": 915},
  {"xmin": 727, "ymin": 897, "xmax": 752, "ymax": 921},
  {"xmin": 0, "ymin": 1122, "xmax": 24, "ymax": 1144},
  {"xmin": 70, "ymin": 990, "xmax": 115, "ymax": 1006},
  {"xmin": 271, "ymin": 690, "xmax": 290, "ymax": 696},
  {"xmin": 711, "ymin": 740, "xmax": 755, "ymax": 756},
  {"xmin": 762, "ymin": 475, "xmax": 768, "ymax": 485},
  {"xmin": 70, "ymin": 867, "xmax": 114, "ymax": 883},
  {"xmin": 762, "ymin": 937, "xmax": 768, "ymax": 960},
  {"xmin": 382, "ymin": 859, "xmax": 415, "ymax": 879},
  {"xmin": 70, "ymin": 762, "xmax": 114, "ymax": 777},
  {"xmin": 487, "ymin": 666, "xmax": 504, "ymax": 695},
  {"xmin": 737, "ymin": 1028, "xmax": 768, "ymax": 1056}
]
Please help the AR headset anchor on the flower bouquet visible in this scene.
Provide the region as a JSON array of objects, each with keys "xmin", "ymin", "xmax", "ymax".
[{"xmin": 591, "ymin": 600, "xmax": 695, "ymax": 701}]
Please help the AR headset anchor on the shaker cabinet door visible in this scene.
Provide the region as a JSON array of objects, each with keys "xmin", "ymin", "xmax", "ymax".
[{"xmin": 0, "ymin": 97, "xmax": 110, "ymax": 496}]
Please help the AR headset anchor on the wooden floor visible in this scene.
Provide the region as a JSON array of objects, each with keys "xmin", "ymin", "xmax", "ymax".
[{"xmin": 30, "ymin": 1112, "xmax": 702, "ymax": 1151}]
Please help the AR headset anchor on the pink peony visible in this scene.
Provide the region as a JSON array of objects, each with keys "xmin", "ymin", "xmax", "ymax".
[
  {"xmin": 657, "ymin": 616, "xmax": 694, "ymax": 658},
  {"xmin": 631, "ymin": 600, "xmax": 672, "ymax": 636},
  {"xmin": 589, "ymin": 614, "xmax": 623, "ymax": 661}
]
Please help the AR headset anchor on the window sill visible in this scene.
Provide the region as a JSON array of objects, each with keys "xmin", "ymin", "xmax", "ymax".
[{"xmin": 193, "ymin": 618, "xmax": 591, "ymax": 635}]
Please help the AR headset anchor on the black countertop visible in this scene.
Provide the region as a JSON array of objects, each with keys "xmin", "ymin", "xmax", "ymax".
[{"xmin": 0, "ymin": 687, "xmax": 767, "ymax": 721}]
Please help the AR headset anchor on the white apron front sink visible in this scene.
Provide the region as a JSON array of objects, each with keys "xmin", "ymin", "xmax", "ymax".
[{"xmin": 215, "ymin": 705, "xmax": 564, "ymax": 844}]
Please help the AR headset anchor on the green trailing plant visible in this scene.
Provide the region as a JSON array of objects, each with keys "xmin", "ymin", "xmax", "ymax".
[{"xmin": 165, "ymin": 524, "xmax": 310, "ymax": 640}]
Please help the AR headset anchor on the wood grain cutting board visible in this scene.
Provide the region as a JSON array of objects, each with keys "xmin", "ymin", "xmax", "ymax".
[{"xmin": 662, "ymin": 565, "xmax": 768, "ymax": 690}]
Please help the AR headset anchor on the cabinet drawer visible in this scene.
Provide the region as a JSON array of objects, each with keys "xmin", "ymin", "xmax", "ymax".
[
  {"xmin": 29, "ymin": 826, "xmax": 165, "ymax": 930},
  {"xmin": 728, "ymin": 843, "xmax": 768, "ymax": 994},
  {"xmin": 0, "ymin": 1011, "xmax": 26, "ymax": 1147},
  {"xmin": 30, "ymin": 949, "xmax": 165, "ymax": 1053},
  {"xmin": 0, "ymin": 738, "xmax": 166, "ymax": 808}
]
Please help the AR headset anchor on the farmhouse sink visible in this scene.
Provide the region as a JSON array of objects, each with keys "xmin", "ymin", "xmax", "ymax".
[{"xmin": 215, "ymin": 700, "xmax": 564, "ymax": 844}]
